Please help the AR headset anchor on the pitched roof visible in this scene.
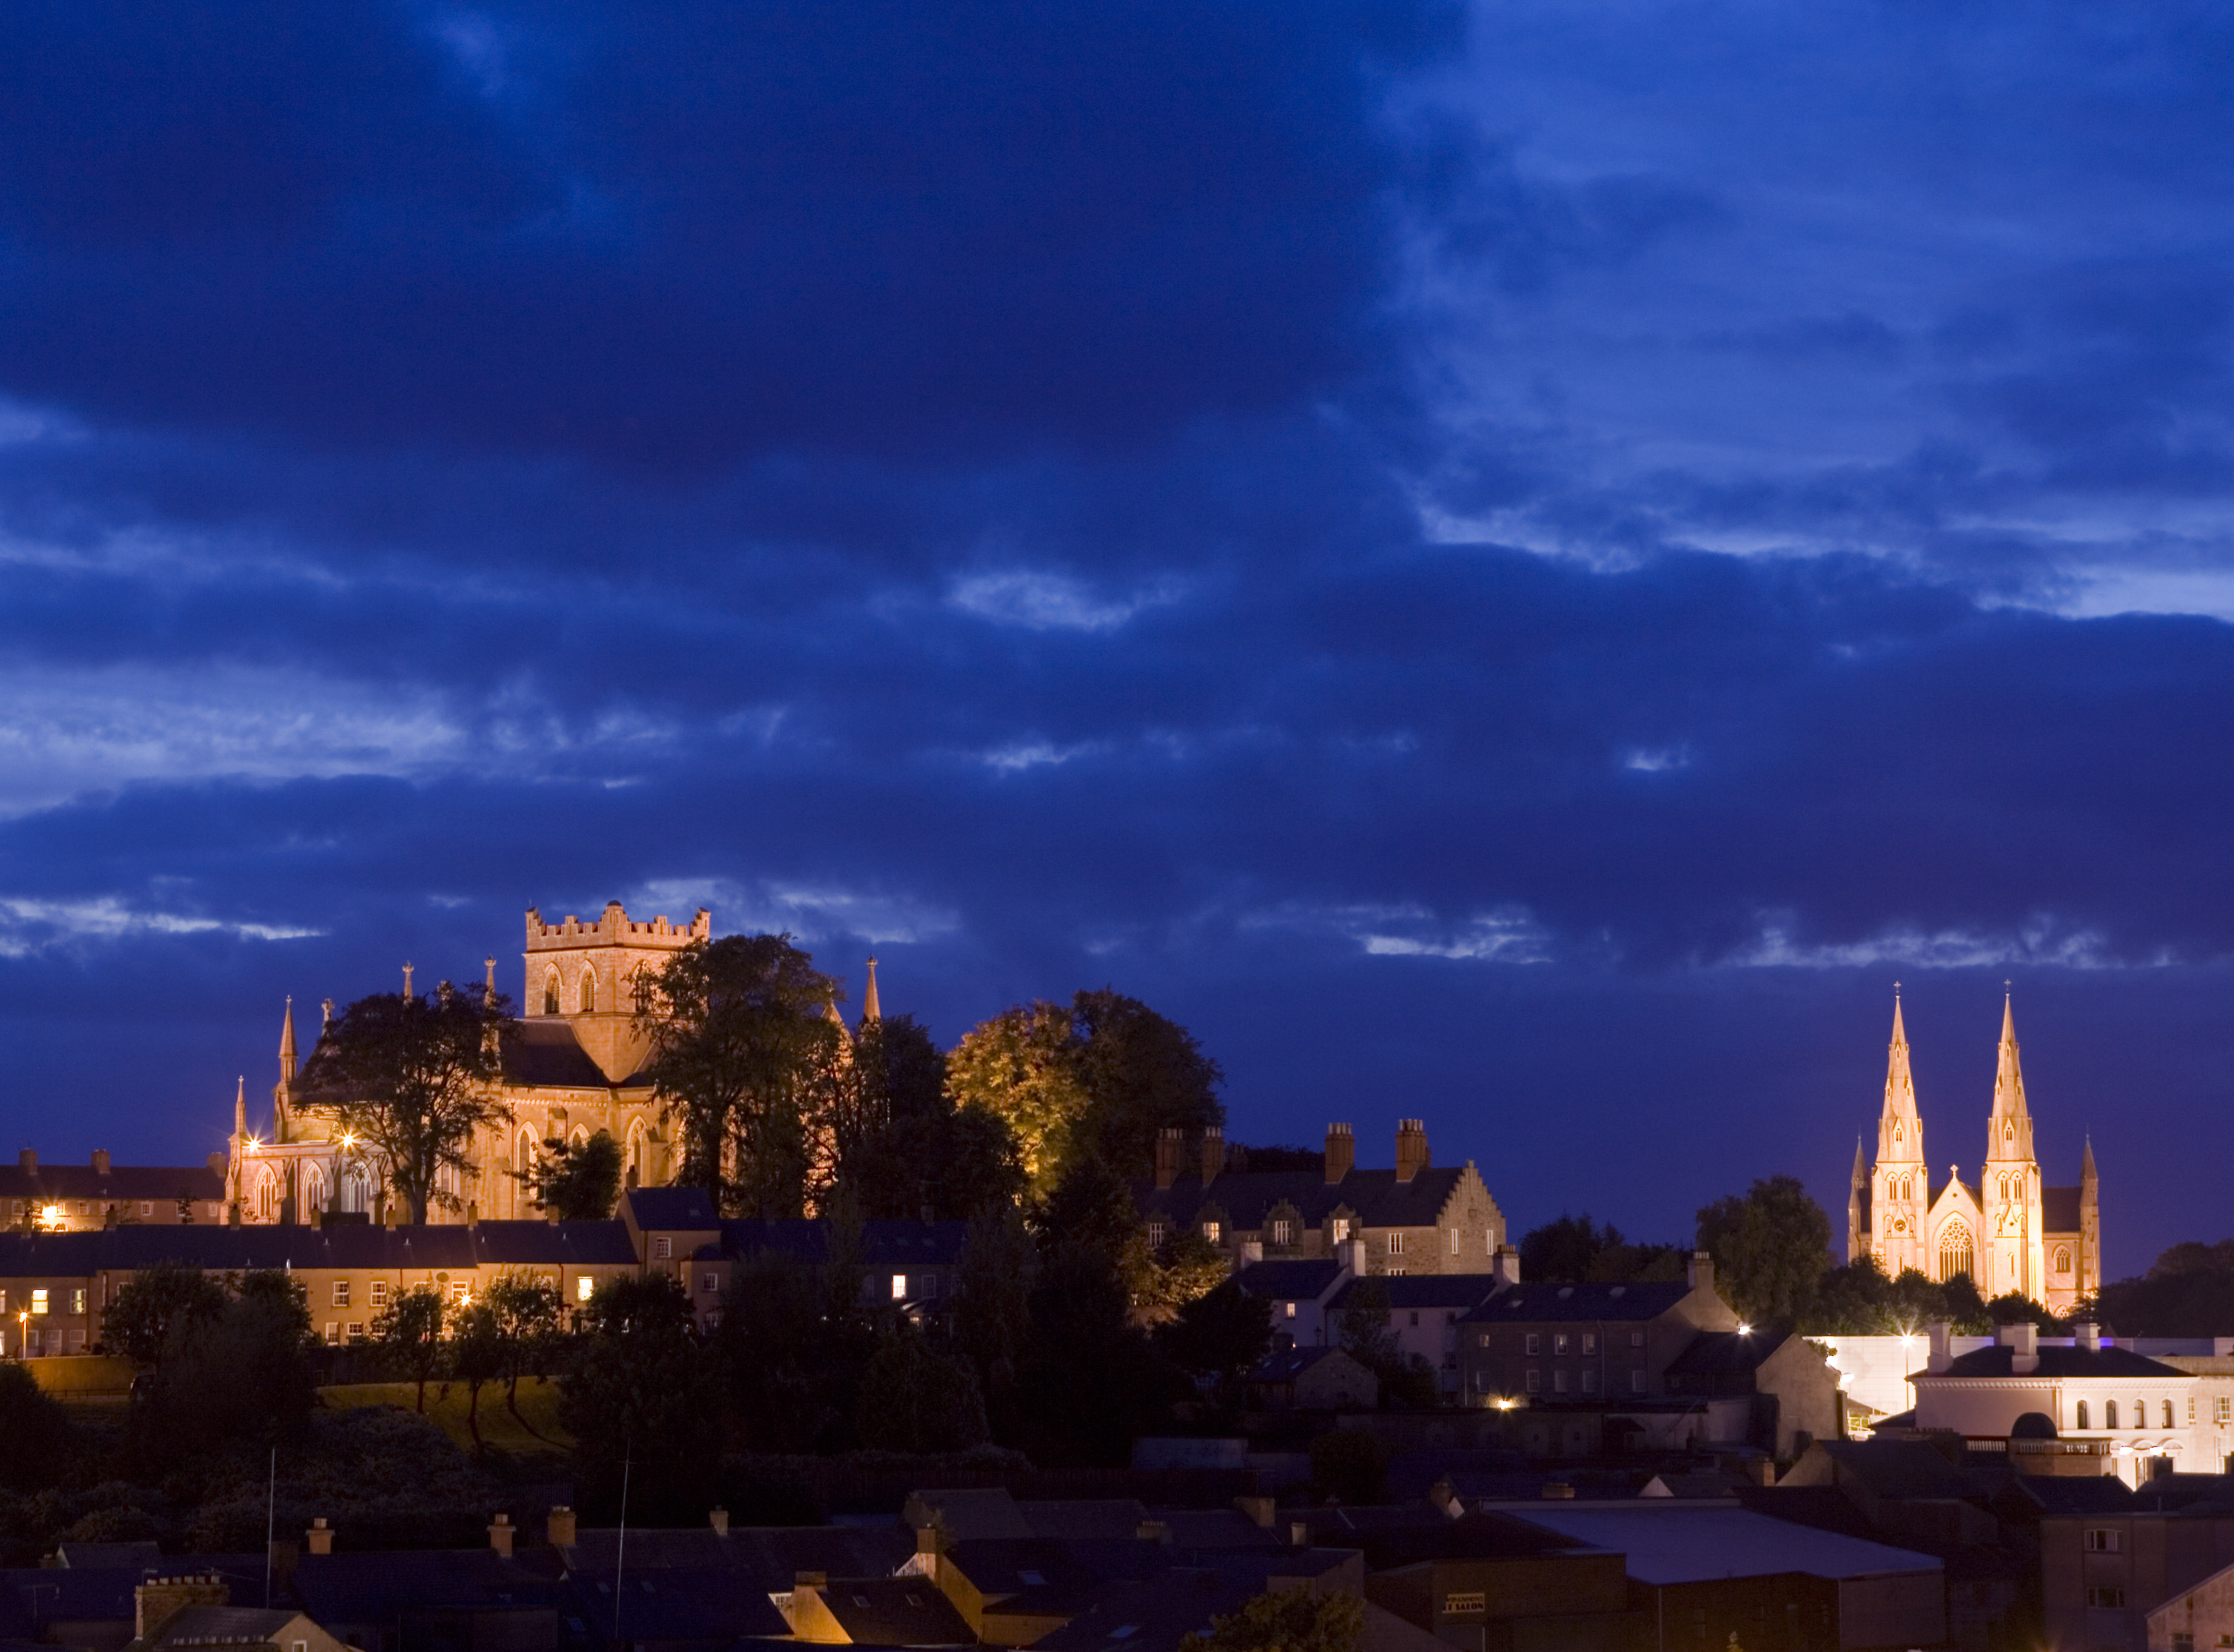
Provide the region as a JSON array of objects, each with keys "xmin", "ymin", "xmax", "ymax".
[
  {"xmin": 2042, "ymin": 1186, "xmax": 2082, "ymax": 1231},
  {"xmin": 624, "ymin": 1187, "xmax": 721, "ymax": 1231},
  {"xmin": 1129, "ymin": 1166, "xmax": 1475, "ymax": 1234},
  {"xmin": 1030, "ymin": 1570, "xmax": 1253, "ymax": 1652},
  {"xmin": 2008, "ymin": 1476, "xmax": 2136, "ymax": 1516},
  {"xmin": 808, "ymin": 1577, "xmax": 974, "ymax": 1647},
  {"xmin": 1803, "ymin": 1440, "xmax": 1979, "ymax": 1500},
  {"xmin": 1927, "ymin": 1345, "xmax": 2181, "ymax": 1380},
  {"xmin": 471, "ymin": 1221, "xmax": 639, "ymax": 1267},
  {"xmin": 1666, "ymin": 1330, "xmax": 1789, "ymax": 1377},
  {"xmin": 0, "ymin": 1165, "xmax": 224, "ymax": 1204},
  {"xmin": 1459, "ymin": 1281, "xmax": 1694, "ymax": 1324},
  {"xmin": 1246, "ymin": 1346, "xmax": 1354, "ymax": 1383},
  {"xmin": 1233, "ymin": 1260, "xmax": 1344, "ymax": 1301},
  {"xmin": 0, "ymin": 1224, "xmax": 480, "ymax": 1275},
  {"xmin": 1499, "ymin": 1505, "xmax": 1942, "ymax": 1585},
  {"xmin": 558, "ymin": 1525, "xmax": 913, "ymax": 1592},
  {"xmin": 1330, "ymin": 1275, "xmax": 1503, "ymax": 1312},
  {"xmin": 704, "ymin": 1218, "xmax": 970, "ymax": 1268},
  {"xmin": 501, "ymin": 1022, "xmax": 616, "ymax": 1091},
  {"xmin": 575, "ymin": 1566, "xmax": 790, "ymax": 1641}
]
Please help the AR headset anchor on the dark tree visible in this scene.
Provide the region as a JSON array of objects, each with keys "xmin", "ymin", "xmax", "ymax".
[
  {"xmin": 951, "ymin": 1208, "xmax": 1035, "ymax": 1433},
  {"xmin": 840, "ymin": 1016, "xmax": 1027, "ymax": 1221},
  {"xmin": 373, "ymin": 1284, "xmax": 448, "ymax": 1412},
  {"xmin": 1519, "ymin": 1214, "xmax": 1622, "ymax": 1283},
  {"xmin": 482, "ymin": 1271, "xmax": 563, "ymax": 1435},
  {"xmin": 2090, "ymin": 1240, "xmax": 2234, "ymax": 1337},
  {"xmin": 560, "ymin": 1274, "xmax": 716, "ymax": 1520},
  {"xmin": 854, "ymin": 1325, "xmax": 991, "ymax": 1453},
  {"xmin": 1180, "ymin": 1587, "xmax": 1363, "ymax": 1652},
  {"xmin": 1069, "ymin": 989, "xmax": 1224, "ymax": 1177},
  {"xmin": 451, "ymin": 1298, "xmax": 503, "ymax": 1451},
  {"xmin": 306, "ymin": 979, "xmax": 517, "ymax": 1223},
  {"xmin": 514, "ymin": 1130, "xmax": 623, "ymax": 1221},
  {"xmin": 1033, "ymin": 1156, "xmax": 1144, "ymax": 1268},
  {"xmin": 713, "ymin": 1245, "xmax": 878, "ymax": 1454},
  {"xmin": 0, "ymin": 1365, "xmax": 67, "ymax": 1489},
  {"xmin": 140, "ymin": 1271, "xmax": 318, "ymax": 1458},
  {"xmin": 1158, "ymin": 1278, "xmax": 1274, "ymax": 1385},
  {"xmin": 637, "ymin": 935, "xmax": 843, "ymax": 1216},
  {"xmin": 1696, "ymin": 1175, "xmax": 1834, "ymax": 1328},
  {"xmin": 102, "ymin": 1260, "xmax": 227, "ymax": 1371},
  {"xmin": 1010, "ymin": 1252, "xmax": 1186, "ymax": 1466}
]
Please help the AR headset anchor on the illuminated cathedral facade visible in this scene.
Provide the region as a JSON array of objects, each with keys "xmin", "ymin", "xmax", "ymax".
[{"xmin": 1846, "ymin": 994, "xmax": 2100, "ymax": 1316}]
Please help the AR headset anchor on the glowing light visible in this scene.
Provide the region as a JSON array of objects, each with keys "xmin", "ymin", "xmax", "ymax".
[
  {"xmin": 1494, "ymin": 1397, "xmax": 1517, "ymax": 1411},
  {"xmin": 39, "ymin": 1206, "xmax": 61, "ymax": 1227},
  {"xmin": 1738, "ymin": 1323, "xmax": 1753, "ymax": 1335}
]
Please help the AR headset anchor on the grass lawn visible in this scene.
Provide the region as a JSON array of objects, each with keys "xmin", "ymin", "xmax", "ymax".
[{"xmin": 321, "ymin": 1376, "xmax": 574, "ymax": 1456}]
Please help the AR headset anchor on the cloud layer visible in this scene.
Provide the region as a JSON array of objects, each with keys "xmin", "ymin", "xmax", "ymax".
[{"xmin": 2, "ymin": 0, "xmax": 2232, "ymax": 1271}]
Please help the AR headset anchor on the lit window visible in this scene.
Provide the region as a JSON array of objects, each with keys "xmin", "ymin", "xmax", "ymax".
[
  {"xmin": 1332, "ymin": 1219, "xmax": 1350, "ymax": 1241},
  {"xmin": 653, "ymin": 1237, "xmax": 672, "ymax": 1260},
  {"xmin": 1270, "ymin": 1220, "xmax": 1294, "ymax": 1246},
  {"xmin": 370, "ymin": 1280, "xmax": 389, "ymax": 1308},
  {"xmin": 332, "ymin": 1280, "xmax": 350, "ymax": 1308},
  {"xmin": 1203, "ymin": 1222, "xmax": 1221, "ymax": 1243},
  {"xmin": 1582, "ymin": 1333, "xmax": 1597, "ymax": 1354},
  {"xmin": 1146, "ymin": 1221, "xmax": 1167, "ymax": 1249},
  {"xmin": 70, "ymin": 1289, "xmax": 84, "ymax": 1315},
  {"xmin": 891, "ymin": 1274, "xmax": 908, "ymax": 1300},
  {"xmin": 1284, "ymin": 1302, "xmax": 1297, "ymax": 1319},
  {"xmin": 30, "ymin": 1290, "xmax": 47, "ymax": 1315},
  {"xmin": 1554, "ymin": 1334, "xmax": 1569, "ymax": 1355},
  {"xmin": 577, "ymin": 1275, "xmax": 593, "ymax": 1302},
  {"xmin": 1387, "ymin": 1233, "xmax": 1404, "ymax": 1255}
]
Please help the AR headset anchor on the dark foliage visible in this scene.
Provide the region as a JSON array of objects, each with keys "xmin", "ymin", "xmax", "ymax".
[
  {"xmin": 560, "ymin": 1273, "xmax": 718, "ymax": 1522},
  {"xmin": 514, "ymin": 1129, "xmax": 623, "ymax": 1220},
  {"xmin": 1067, "ymin": 989, "xmax": 1226, "ymax": 1177},
  {"xmin": 2091, "ymin": 1241, "xmax": 2234, "ymax": 1337},
  {"xmin": 1518, "ymin": 1214, "xmax": 1683, "ymax": 1284}
]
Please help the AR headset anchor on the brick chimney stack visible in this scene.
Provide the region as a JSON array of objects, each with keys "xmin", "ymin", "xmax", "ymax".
[
  {"xmin": 1394, "ymin": 1119, "xmax": 1429, "ymax": 1184},
  {"xmin": 17, "ymin": 1150, "xmax": 33, "ymax": 1174},
  {"xmin": 1686, "ymin": 1250, "xmax": 1715, "ymax": 1295},
  {"xmin": 91, "ymin": 1150, "xmax": 110, "ymax": 1175},
  {"xmin": 1324, "ymin": 1124, "xmax": 1354, "ymax": 1184},
  {"xmin": 1199, "ymin": 1127, "xmax": 1224, "ymax": 1185},
  {"xmin": 546, "ymin": 1506, "xmax": 577, "ymax": 1546},
  {"xmin": 1154, "ymin": 1128, "xmax": 1183, "ymax": 1190},
  {"xmin": 488, "ymin": 1513, "xmax": 514, "ymax": 1559},
  {"xmin": 305, "ymin": 1517, "xmax": 333, "ymax": 1556}
]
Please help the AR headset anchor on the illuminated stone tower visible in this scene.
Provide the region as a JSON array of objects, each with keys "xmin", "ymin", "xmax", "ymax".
[
  {"xmin": 1867, "ymin": 994, "xmax": 1930, "ymax": 1275},
  {"xmin": 523, "ymin": 902, "xmax": 709, "ymax": 1082},
  {"xmin": 1978, "ymin": 994, "xmax": 2046, "ymax": 1303}
]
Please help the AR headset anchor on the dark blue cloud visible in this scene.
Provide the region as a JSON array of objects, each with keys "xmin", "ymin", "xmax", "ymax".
[{"xmin": 2, "ymin": 0, "xmax": 2234, "ymax": 1273}]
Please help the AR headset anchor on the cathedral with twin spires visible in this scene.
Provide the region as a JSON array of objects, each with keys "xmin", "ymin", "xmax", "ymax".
[{"xmin": 1847, "ymin": 993, "xmax": 2101, "ymax": 1315}]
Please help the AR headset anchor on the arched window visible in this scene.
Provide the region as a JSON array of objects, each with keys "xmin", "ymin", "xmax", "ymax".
[
  {"xmin": 255, "ymin": 1166, "xmax": 280, "ymax": 1223},
  {"xmin": 580, "ymin": 969, "xmax": 596, "ymax": 1014},
  {"xmin": 2105, "ymin": 1401, "xmax": 2119, "ymax": 1429},
  {"xmin": 626, "ymin": 1118, "xmax": 648, "ymax": 1187},
  {"xmin": 2165, "ymin": 1400, "xmax": 2176, "ymax": 1428},
  {"xmin": 301, "ymin": 1163, "xmax": 327, "ymax": 1217},
  {"xmin": 543, "ymin": 969, "xmax": 560, "ymax": 1016},
  {"xmin": 515, "ymin": 1127, "xmax": 540, "ymax": 1218},
  {"xmin": 631, "ymin": 967, "xmax": 652, "ymax": 1013},
  {"xmin": 2004, "ymin": 1122, "xmax": 2014, "ymax": 1143},
  {"xmin": 2075, "ymin": 1400, "xmax": 2090, "ymax": 1429},
  {"xmin": 344, "ymin": 1165, "xmax": 372, "ymax": 1214},
  {"xmin": 1937, "ymin": 1220, "xmax": 1973, "ymax": 1283},
  {"xmin": 2135, "ymin": 1403, "xmax": 2148, "ymax": 1432},
  {"xmin": 2055, "ymin": 1246, "xmax": 2071, "ymax": 1275}
]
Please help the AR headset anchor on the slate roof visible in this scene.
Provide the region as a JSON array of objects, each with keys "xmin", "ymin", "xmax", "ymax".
[
  {"xmin": 1330, "ymin": 1275, "xmax": 1503, "ymax": 1312},
  {"xmin": 1460, "ymin": 1281, "xmax": 1694, "ymax": 1324},
  {"xmin": 577, "ymin": 1566, "xmax": 790, "ymax": 1642},
  {"xmin": 292, "ymin": 1550, "xmax": 570, "ymax": 1630},
  {"xmin": 700, "ymin": 1218, "xmax": 969, "ymax": 1269},
  {"xmin": 1926, "ymin": 1345, "xmax": 2182, "ymax": 1380},
  {"xmin": 0, "ymin": 1223, "xmax": 484, "ymax": 1275},
  {"xmin": 1031, "ymin": 1570, "xmax": 1253, "ymax": 1652},
  {"xmin": 472, "ymin": 1221, "xmax": 638, "ymax": 1267},
  {"xmin": 623, "ymin": 1187, "xmax": 722, "ymax": 1231},
  {"xmin": 141, "ymin": 1605, "xmax": 309, "ymax": 1649},
  {"xmin": 1233, "ymin": 1260, "xmax": 1344, "ymax": 1301},
  {"xmin": 501, "ymin": 1022, "xmax": 617, "ymax": 1092},
  {"xmin": 2008, "ymin": 1476, "xmax": 2136, "ymax": 1516},
  {"xmin": 2042, "ymin": 1186, "xmax": 2083, "ymax": 1231},
  {"xmin": 1796, "ymin": 1440, "xmax": 1981, "ymax": 1501},
  {"xmin": 1666, "ymin": 1330, "xmax": 1788, "ymax": 1377},
  {"xmin": 1129, "ymin": 1167, "xmax": 1473, "ymax": 1233},
  {"xmin": 558, "ymin": 1525, "xmax": 914, "ymax": 1593},
  {"xmin": 1246, "ymin": 1346, "xmax": 1352, "ymax": 1383},
  {"xmin": 809, "ymin": 1577, "xmax": 974, "ymax": 1647},
  {"xmin": 0, "ymin": 1164, "xmax": 224, "ymax": 1204},
  {"xmin": 1500, "ymin": 1505, "xmax": 1942, "ymax": 1585}
]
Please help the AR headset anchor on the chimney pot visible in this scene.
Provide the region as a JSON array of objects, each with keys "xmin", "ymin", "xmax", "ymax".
[
  {"xmin": 1289, "ymin": 1522, "xmax": 1309, "ymax": 1548},
  {"xmin": 1154, "ymin": 1128, "xmax": 1184, "ymax": 1191},
  {"xmin": 2077, "ymin": 1322, "xmax": 2103, "ymax": 1351},
  {"xmin": 1200, "ymin": 1128, "xmax": 1224, "ymax": 1186},
  {"xmin": 488, "ymin": 1513, "xmax": 514, "ymax": 1559},
  {"xmin": 91, "ymin": 1150, "xmax": 110, "ymax": 1176},
  {"xmin": 709, "ymin": 1508, "xmax": 729, "ymax": 1536},
  {"xmin": 1927, "ymin": 1320, "xmax": 1953, "ymax": 1373},
  {"xmin": 1686, "ymin": 1251, "xmax": 1716, "ymax": 1294},
  {"xmin": 794, "ymin": 1571, "xmax": 827, "ymax": 1591},
  {"xmin": 1492, "ymin": 1246, "xmax": 1522, "ymax": 1288},
  {"xmin": 1395, "ymin": 1119, "xmax": 1429, "ymax": 1184},
  {"xmin": 546, "ymin": 1506, "xmax": 576, "ymax": 1547},
  {"xmin": 305, "ymin": 1517, "xmax": 332, "ymax": 1556}
]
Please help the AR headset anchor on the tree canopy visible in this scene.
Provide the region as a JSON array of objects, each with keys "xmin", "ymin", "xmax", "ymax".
[
  {"xmin": 306, "ymin": 978, "xmax": 517, "ymax": 1223},
  {"xmin": 1696, "ymin": 1175, "xmax": 1834, "ymax": 1328},
  {"xmin": 1519, "ymin": 1214, "xmax": 1682, "ymax": 1284},
  {"xmin": 515, "ymin": 1129, "xmax": 624, "ymax": 1220},
  {"xmin": 1179, "ymin": 1587, "xmax": 1363, "ymax": 1652}
]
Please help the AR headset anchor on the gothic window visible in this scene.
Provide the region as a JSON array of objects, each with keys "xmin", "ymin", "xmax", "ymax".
[
  {"xmin": 2004, "ymin": 1123, "xmax": 2014, "ymax": 1142},
  {"xmin": 302, "ymin": 1164, "xmax": 327, "ymax": 1216},
  {"xmin": 580, "ymin": 970, "xmax": 597, "ymax": 1013},
  {"xmin": 2055, "ymin": 1246, "xmax": 2071, "ymax": 1275},
  {"xmin": 1893, "ymin": 1125, "xmax": 1902, "ymax": 1141},
  {"xmin": 256, "ymin": 1167, "xmax": 280, "ymax": 1223},
  {"xmin": 1937, "ymin": 1220, "xmax": 1973, "ymax": 1283},
  {"xmin": 2105, "ymin": 1401, "xmax": 2119, "ymax": 1428},
  {"xmin": 2076, "ymin": 1400, "xmax": 2089, "ymax": 1429},
  {"xmin": 631, "ymin": 968, "xmax": 652, "ymax": 1012},
  {"xmin": 544, "ymin": 970, "xmax": 560, "ymax": 1015}
]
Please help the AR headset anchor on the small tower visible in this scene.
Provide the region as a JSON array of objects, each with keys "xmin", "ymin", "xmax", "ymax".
[
  {"xmin": 2079, "ymin": 1135, "xmax": 2101, "ymax": 1302},
  {"xmin": 860, "ymin": 958, "xmax": 882, "ymax": 1029},
  {"xmin": 278, "ymin": 998, "xmax": 298, "ymax": 1086},
  {"xmin": 1980, "ymin": 993, "xmax": 2045, "ymax": 1302},
  {"xmin": 1867, "ymin": 993, "xmax": 1929, "ymax": 1276}
]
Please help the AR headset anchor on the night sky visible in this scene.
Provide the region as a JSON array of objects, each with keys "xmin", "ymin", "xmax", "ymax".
[{"xmin": 2, "ymin": 1, "xmax": 2230, "ymax": 1278}]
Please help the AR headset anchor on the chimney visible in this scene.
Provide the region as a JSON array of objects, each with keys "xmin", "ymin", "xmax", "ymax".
[
  {"xmin": 2076, "ymin": 1322, "xmax": 2103, "ymax": 1351},
  {"xmin": 17, "ymin": 1150, "xmax": 32, "ymax": 1175},
  {"xmin": 1233, "ymin": 1496, "xmax": 1275, "ymax": 1529},
  {"xmin": 709, "ymin": 1508, "xmax": 730, "ymax": 1537},
  {"xmin": 1746, "ymin": 1459, "xmax": 1776, "ymax": 1487},
  {"xmin": 1426, "ymin": 1478, "xmax": 1460, "ymax": 1518},
  {"xmin": 546, "ymin": 1506, "xmax": 577, "ymax": 1547},
  {"xmin": 1324, "ymin": 1123, "xmax": 1355, "ymax": 1184},
  {"xmin": 135, "ymin": 1576, "xmax": 229, "ymax": 1640},
  {"xmin": 91, "ymin": 1150, "xmax": 110, "ymax": 1176},
  {"xmin": 1201, "ymin": 1128, "xmax": 1224, "ymax": 1185},
  {"xmin": 1492, "ymin": 1246, "xmax": 1522, "ymax": 1287},
  {"xmin": 488, "ymin": 1513, "xmax": 514, "ymax": 1559},
  {"xmin": 1927, "ymin": 1320, "xmax": 1953, "ymax": 1374},
  {"xmin": 795, "ymin": 1571, "xmax": 828, "ymax": 1591},
  {"xmin": 1394, "ymin": 1120, "xmax": 1429, "ymax": 1184},
  {"xmin": 2001, "ymin": 1321, "xmax": 2039, "ymax": 1373},
  {"xmin": 305, "ymin": 1517, "xmax": 332, "ymax": 1556},
  {"xmin": 1154, "ymin": 1128, "xmax": 1184, "ymax": 1190},
  {"xmin": 1135, "ymin": 1520, "xmax": 1172, "ymax": 1544},
  {"xmin": 1288, "ymin": 1522, "xmax": 1310, "ymax": 1548},
  {"xmin": 1686, "ymin": 1251, "xmax": 1715, "ymax": 1294}
]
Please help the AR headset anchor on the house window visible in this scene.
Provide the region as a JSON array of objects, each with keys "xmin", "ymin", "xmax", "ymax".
[
  {"xmin": 139, "ymin": 1203, "xmax": 151, "ymax": 1217},
  {"xmin": 1525, "ymin": 1334, "xmax": 1540, "ymax": 1355},
  {"xmin": 922, "ymin": 1275, "xmax": 939, "ymax": 1300},
  {"xmin": 2076, "ymin": 1401, "xmax": 2090, "ymax": 1429},
  {"xmin": 1630, "ymin": 1369, "xmax": 1645, "ymax": 1394},
  {"xmin": 2084, "ymin": 1528, "xmax": 2119, "ymax": 1553},
  {"xmin": 30, "ymin": 1290, "xmax": 46, "ymax": 1315},
  {"xmin": 1203, "ymin": 1222, "xmax": 1221, "ymax": 1244},
  {"xmin": 2055, "ymin": 1246, "xmax": 2072, "ymax": 1274},
  {"xmin": 1582, "ymin": 1333, "xmax": 1597, "ymax": 1354},
  {"xmin": 2218, "ymin": 1397, "xmax": 2230, "ymax": 1423},
  {"xmin": 653, "ymin": 1237, "xmax": 672, "ymax": 1260},
  {"xmin": 891, "ymin": 1274, "xmax": 908, "ymax": 1300},
  {"xmin": 1449, "ymin": 1230, "xmax": 1459, "ymax": 1255},
  {"xmin": 1525, "ymin": 1369, "xmax": 1540, "ymax": 1394},
  {"xmin": 2167, "ymin": 1401, "xmax": 2178, "ymax": 1428},
  {"xmin": 2086, "ymin": 1588, "xmax": 2125, "ymax": 1608},
  {"xmin": 346, "ymin": 1323, "xmax": 364, "ymax": 1341},
  {"xmin": 577, "ymin": 1275, "xmax": 594, "ymax": 1301},
  {"xmin": 1387, "ymin": 1233, "xmax": 1404, "ymax": 1255},
  {"xmin": 1332, "ymin": 1219, "xmax": 1350, "ymax": 1241},
  {"xmin": 2105, "ymin": 1401, "xmax": 2119, "ymax": 1429},
  {"xmin": 1553, "ymin": 1369, "xmax": 1569, "ymax": 1394},
  {"xmin": 371, "ymin": 1280, "xmax": 389, "ymax": 1309},
  {"xmin": 332, "ymin": 1280, "xmax": 350, "ymax": 1308},
  {"xmin": 1146, "ymin": 1221, "xmax": 1167, "ymax": 1249},
  {"xmin": 324, "ymin": 1324, "xmax": 340, "ymax": 1346},
  {"xmin": 1582, "ymin": 1369, "xmax": 1600, "ymax": 1394},
  {"xmin": 703, "ymin": 1274, "xmax": 719, "ymax": 1294},
  {"xmin": 1284, "ymin": 1302, "xmax": 1296, "ymax": 1319},
  {"xmin": 70, "ymin": 1289, "xmax": 84, "ymax": 1315},
  {"xmin": 1271, "ymin": 1220, "xmax": 1294, "ymax": 1245},
  {"xmin": 449, "ymin": 1282, "xmax": 466, "ymax": 1303},
  {"xmin": 1554, "ymin": 1334, "xmax": 1569, "ymax": 1355},
  {"xmin": 1630, "ymin": 1331, "xmax": 1644, "ymax": 1348}
]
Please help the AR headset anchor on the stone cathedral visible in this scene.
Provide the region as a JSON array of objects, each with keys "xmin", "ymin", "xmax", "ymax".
[{"xmin": 1847, "ymin": 993, "xmax": 2100, "ymax": 1315}]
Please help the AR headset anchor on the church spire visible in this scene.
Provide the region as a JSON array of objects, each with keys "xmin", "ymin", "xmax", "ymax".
[
  {"xmin": 860, "ymin": 957, "xmax": 881, "ymax": 1028},
  {"xmin": 278, "ymin": 997, "xmax": 298, "ymax": 1086},
  {"xmin": 1987, "ymin": 988, "xmax": 2034, "ymax": 1161},
  {"xmin": 234, "ymin": 1075, "xmax": 247, "ymax": 1140},
  {"xmin": 1877, "ymin": 990, "xmax": 1922, "ymax": 1164},
  {"xmin": 2082, "ymin": 1133, "xmax": 2098, "ymax": 1185}
]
